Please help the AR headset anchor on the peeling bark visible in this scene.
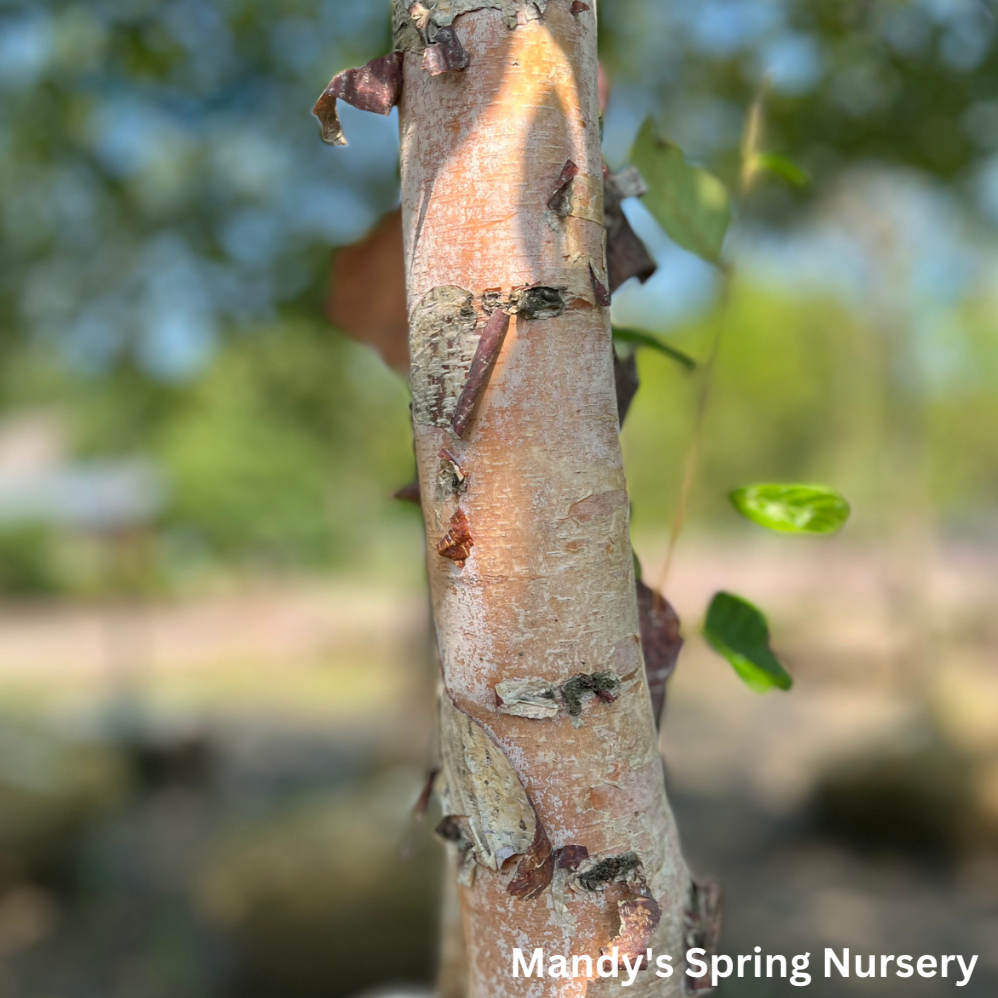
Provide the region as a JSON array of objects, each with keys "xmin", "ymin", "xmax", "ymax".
[
  {"xmin": 437, "ymin": 509, "xmax": 475, "ymax": 567},
  {"xmin": 395, "ymin": 2, "xmax": 694, "ymax": 995},
  {"xmin": 313, "ymin": 53, "xmax": 404, "ymax": 146},
  {"xmin": 684, "ymin": 881, "xmax": 723, "ymax": 995},
  {"xmin": 423, "ymin": 26, "xmax": 472, "ymax": 74}
]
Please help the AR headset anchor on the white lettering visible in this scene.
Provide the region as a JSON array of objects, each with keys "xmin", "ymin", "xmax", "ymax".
[
  {"xmin": 686, "ymin": 948, "xmax": 708, "ymax": 980},
  {"xmin": 512, "ymin": 948, "xmax": 544, "ymax": 978},
  {"xmin": 856, "ymin": 955, "xmax": 875, "ymax": 978},
  {"xmin": 791, "ymin": 953, "xmax": 811, "ymax": 987},
  {"xmin": 548, "ymin": 955, "xmax": 570, "ymax": 979},
  {"xmin": 620, "ymin": 953, "xmax": 642, "ymax": 987},
  {"xmin": 826, "ymin": 948, "xmax": 849, "ymax": 978},
  {"xmin": 711, "ymin": 955, "xmax": 734, "ymax": 987},
  {"xmin": 597, "ymin": 949, "xmax": 619, "ymax": 978},
  {"xmin": 956, "ymin": 955, "xmax": 978, "ymax": 987}
]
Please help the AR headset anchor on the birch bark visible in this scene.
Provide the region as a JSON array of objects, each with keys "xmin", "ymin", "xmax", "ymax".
[{"xmin": 395, "ymin": 3, "xmax": 693, "ymax": 995}]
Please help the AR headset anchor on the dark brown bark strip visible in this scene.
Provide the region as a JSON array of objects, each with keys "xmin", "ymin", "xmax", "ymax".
[
  {"xmin": 313, "ymin": 53, "xmax": 405, "ymax": 146},
  {"xmin": 451, "ymin": 309, "xmax": 511, "ymax": 438}
]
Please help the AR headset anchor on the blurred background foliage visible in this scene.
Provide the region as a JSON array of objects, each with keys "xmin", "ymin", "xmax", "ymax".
[
  {"xmin": 0, "ymin": 0, "xmax": 995, "ymax": 594},
  {"xmin": 0, "ymin": 3, "xmax": 997, "ymax": 998}
]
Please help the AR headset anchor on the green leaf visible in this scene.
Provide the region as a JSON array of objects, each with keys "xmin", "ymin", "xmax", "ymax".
[
  {"xmin": 754, "ymin": 152, "xmax": 810, "ymax": 187},
  {"xmin": 612, "ymin": 327, "xmax": 697, "ymax": 371},
  {"xmin": 730, "ymin": 484, "xmax": 851, "ymax": 535},
  {"xmin": 630, "ymin": 118, "xmax": 731, "ymax": 265},
  {"xmin": 704, "ymin": 592, "xmax": 792, "ymax": 693}
]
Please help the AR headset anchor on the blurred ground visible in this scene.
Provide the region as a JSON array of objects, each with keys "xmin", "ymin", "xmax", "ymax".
[{"xmin": 0, "ymin": 537, "xmax": 995, "ymax": 998}]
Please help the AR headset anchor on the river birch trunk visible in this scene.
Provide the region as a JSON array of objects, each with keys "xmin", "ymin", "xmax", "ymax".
[{"xmin": 393, "ymin": 3, "xmax": 695, "ymax": 996}]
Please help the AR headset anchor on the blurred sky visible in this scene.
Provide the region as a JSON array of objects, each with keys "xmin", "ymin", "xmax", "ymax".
[
  {"xmin": 0, "ymin": 0, "xmax": 996, "ymax": 581},
  {"xmin": 0, "ymin": 0, "xmax": 995, "ymax": 376}
]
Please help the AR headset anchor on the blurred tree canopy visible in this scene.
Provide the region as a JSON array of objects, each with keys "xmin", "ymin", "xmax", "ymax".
[{"xmin": 0, "ymin": 0, "xmax": 995, "ymax": 590}]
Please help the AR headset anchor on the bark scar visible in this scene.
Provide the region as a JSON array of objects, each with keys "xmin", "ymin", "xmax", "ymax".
[{"xmin": 394, "ymin": 0, "xmax": 549, "ymax": 52}]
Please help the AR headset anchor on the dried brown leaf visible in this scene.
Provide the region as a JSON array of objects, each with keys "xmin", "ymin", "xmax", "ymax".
[
  {"xmin": 614, "ymin": 349, "xmax": 640, "ymax": 426},
  {"xmin": 327, "ymin": 207, "xmax": 409, "ymax": 372},
  {"xmin": 603, "ymin": 164, "xmax": 657, "ymax": 293},
  {"xmin": 636, "ymin": 580, "xmax": 683, "ymax": 728}
]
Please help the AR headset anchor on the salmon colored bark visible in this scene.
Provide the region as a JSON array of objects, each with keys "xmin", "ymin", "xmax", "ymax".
[{"xmin": 392, "ymin": 2, "xmax": 697, "ymax": 996}]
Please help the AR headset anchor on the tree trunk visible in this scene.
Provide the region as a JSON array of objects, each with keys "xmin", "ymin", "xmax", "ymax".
[{"xmin": 394, "ymin": 3, "xmax": 696, "ymax": 995}]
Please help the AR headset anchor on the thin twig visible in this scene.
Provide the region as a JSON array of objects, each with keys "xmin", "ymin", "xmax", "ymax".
[
  {"xmin": 652, "ymin": 81, "xmax": 769, "ymax": 595},
  {"xmin": 653, "ymin": 271, "xmax": 732, "ymax": 595}
]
